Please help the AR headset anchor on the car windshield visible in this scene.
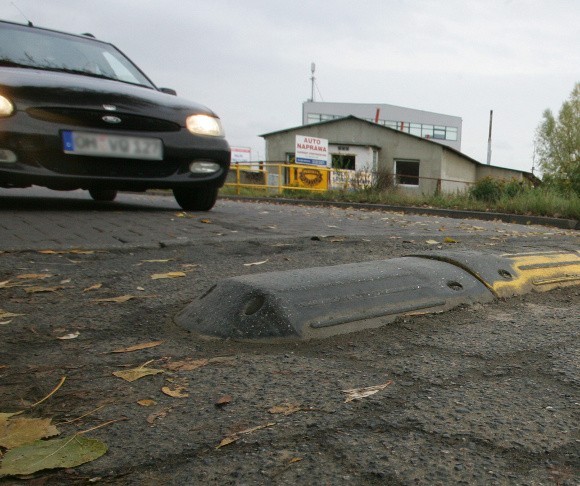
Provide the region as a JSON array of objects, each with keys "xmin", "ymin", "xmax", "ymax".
[{"xmin": 0, "ymin": 23, "xmax": 155, "ymax": 89}]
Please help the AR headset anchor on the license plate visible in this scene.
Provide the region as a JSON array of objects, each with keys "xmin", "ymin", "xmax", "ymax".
[{"xmin": 62, "ymin": 131, "xmax": 163, "ymax": 160}]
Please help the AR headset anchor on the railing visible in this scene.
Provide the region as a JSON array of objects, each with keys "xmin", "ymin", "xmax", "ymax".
[{"xmin": 224, "ymin": 162, "xmax": 475, "ymax": 194}]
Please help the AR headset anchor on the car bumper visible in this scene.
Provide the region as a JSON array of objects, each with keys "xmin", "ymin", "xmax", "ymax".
[{"xmin": 0, "ymin": 114, "xmax": 231, "ymax": 191}]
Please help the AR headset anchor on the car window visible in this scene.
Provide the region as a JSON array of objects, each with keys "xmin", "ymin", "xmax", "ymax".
[{"xmin": 0, "ymin": 23, "xmax": 155, "ymax": 89}]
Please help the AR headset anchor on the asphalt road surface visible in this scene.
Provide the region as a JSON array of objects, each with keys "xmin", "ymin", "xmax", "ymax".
[{"xmin": 0, "ymin": 188, "xmax": 578, "ymax": 485}]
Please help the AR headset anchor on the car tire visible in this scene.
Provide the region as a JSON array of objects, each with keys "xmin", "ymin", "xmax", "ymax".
[
  {"xmin": 89, "ymin": 188, "xmax": 118, "ymax": 202},
  {"xmin": 173, "ymin": 186, "xmax": 218, "ymax": 211}
]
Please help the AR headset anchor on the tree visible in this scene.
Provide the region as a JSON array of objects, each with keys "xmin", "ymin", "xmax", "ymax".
[{"xmin": 534, "ymin": 82, "xmax": 580, "ymax": 195}]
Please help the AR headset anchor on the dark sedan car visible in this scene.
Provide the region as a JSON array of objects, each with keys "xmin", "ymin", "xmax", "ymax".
[{"xmin": 0, "ymin": 20, "xmax": 230, "ymax": 210}]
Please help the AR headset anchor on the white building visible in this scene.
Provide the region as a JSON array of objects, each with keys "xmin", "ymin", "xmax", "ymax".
[{"xmin": 303, "ymin": 101, "xmax": 462, "ymax": 151}]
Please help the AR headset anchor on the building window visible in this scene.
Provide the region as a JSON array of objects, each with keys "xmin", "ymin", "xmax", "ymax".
[
  {"xmin": 332, "ymin": 154, "xmax": 355, "ymax": 170},
  {"xmin": 409, "ymin": 123, "xmax": 422, "ymax": 136},
  {"xmin": 395, "ymin": 160, "xmax": 420, "ymax": 186},
  {"xmin": 446, "ymin": 127, "xmax": 458, "ymax": 141}
]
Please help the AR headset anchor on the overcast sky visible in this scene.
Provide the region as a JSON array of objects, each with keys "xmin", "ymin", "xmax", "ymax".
[{"xmin": 2, "ymin": 0, "xmax": 578, "ymax": 172}]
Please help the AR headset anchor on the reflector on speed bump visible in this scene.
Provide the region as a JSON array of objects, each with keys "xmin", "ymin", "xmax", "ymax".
[{"xmin": 414, "ymin": 251, "xmax": 580, "ymax": 298}]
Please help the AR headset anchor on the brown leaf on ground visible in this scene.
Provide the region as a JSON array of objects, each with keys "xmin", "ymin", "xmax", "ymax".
[
  {"xmin": 164, "ymin": 358, "xmax": 209, "ymax": 371},
  {"xmin": 150, "ymin": 272, "xmax": 186, "ymax": 280},
  {"xmin": 0, "ymin": 309, "xmax": 24, "ymax": 320},
  {"xmin": 57, "ymin": 331, "xmax": 80, "ymax": 340},
  {"xmin": 112, "ymin": 341, "xmax": 163, "ymax": 353},
  {"xmin": 215, "ymin": 395, "xmax": 233, "ymax": 407},
  {"xmin": 0, "ymin": 417, "xmax": 59, "ymax": 449},
  {"xmin": 200, "ymin": 219, "xmax": 212, "ymax": 224},
  {"xmin": 444, "ymin": 237, "xmax": 459, "ymax": 244},
  {"xmin": 24, "ymin": 286, "xmax": 65, "ymax": 294},
  {"xmin": 82, "ymin": 283, "xmax": 103, "ymax": 292},
  {"xmin": 243, "ymin": 259, "xmax": 269, "ymax": 267},
  {"xmin": 343, "ymin": 380, "xmax": 393, "ymax": 402},
  {"xmin": 164, "ymin": 356, "xmax": 235, "ymax": 372},
  {"xmin": 216, "ymin": 422, "xmax": 276, "ymax": 449},
  {"xmin": 16, "ymin": 274, "xmax": 53, "ymax": 280},
  {"xmin": 268, "ymin": 404, "xmax": 302, "ymax": 416},
  {"xmin": 137, "ymin": 399, "xmax": 157, "ymax": 407},
  {"xmin": 146, "ymin": 408, "xmax": 171, "ymax": 424},
  {"xmin": 161, "ymin": 386, "xmax": 189, "ymax": 398},
  {"xmin": 38, "ymin": 249, "xmax": 95, "ymax": 255},
  {"xmin": 113, "ymin": 365, "xmax": 163, "ymax": 382}
]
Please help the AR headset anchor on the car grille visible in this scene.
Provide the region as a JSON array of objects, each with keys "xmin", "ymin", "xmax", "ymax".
[
  {"xmin": 27, "ymin": 108, "xmax": 181, "ymax": 132},
  {"xmin": 39, "ymin": 154, "xmax": 181, "ymax": 178}
]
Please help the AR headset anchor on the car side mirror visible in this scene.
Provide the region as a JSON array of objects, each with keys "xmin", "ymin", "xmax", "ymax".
[{"xmin": 160, "ymin": 87, "xmax": 177, "ymax": 96}]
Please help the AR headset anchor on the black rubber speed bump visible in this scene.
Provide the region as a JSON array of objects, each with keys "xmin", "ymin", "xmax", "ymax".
[
  {"xmin": 175, "ymin": 255, "xmax": 495, "ymax": 340},
  {"xmin": 176, "ymin": 251, "xmax": 579, "ymax": 340}
]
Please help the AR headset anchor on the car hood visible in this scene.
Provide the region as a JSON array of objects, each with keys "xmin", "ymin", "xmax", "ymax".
[{"xmin": 0, "ymin": 67, "xmax": 218, "ymax": 123}]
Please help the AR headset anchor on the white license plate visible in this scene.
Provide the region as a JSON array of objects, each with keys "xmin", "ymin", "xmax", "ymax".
[{"xmin": 62, "ymin": 131, "xmax": 163, "ymax": 160}]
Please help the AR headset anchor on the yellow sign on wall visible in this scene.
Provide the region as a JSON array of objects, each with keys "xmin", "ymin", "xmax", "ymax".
[{"xmin": 288, "ymin": 166, "xmax": 329, "ymax": 190}]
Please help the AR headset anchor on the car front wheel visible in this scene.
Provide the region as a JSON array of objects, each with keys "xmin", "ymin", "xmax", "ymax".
[
  {"xmin": 89, "ymin": 188, "xmax": 118, "ymax": 202},
  {"xmin": 173, "ymin": 186, "xmax": 218, "ymax": 211}
]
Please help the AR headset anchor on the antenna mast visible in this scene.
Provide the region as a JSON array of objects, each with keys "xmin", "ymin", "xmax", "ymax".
[
  {"xmin": 486, "ymin": 110, "xmax": 493, "ymax": 165},
  {"xmin": 11, "ymin": 2, "xmax": 33, "ymax": 26},
  {"xmin": 310, "ymin": 63, "xmax": 316, "ymax": 102}
]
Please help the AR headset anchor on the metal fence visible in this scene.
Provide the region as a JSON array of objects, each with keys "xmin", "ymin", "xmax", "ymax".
[{"xmin": 225, "ymin": 162, "xmax": 475, "ymax": 194}]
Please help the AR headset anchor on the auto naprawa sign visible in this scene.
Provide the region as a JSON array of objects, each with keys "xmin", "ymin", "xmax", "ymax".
[{"xmin": 295, "ymin": 135, "xmax": 329, "ymax": 166}]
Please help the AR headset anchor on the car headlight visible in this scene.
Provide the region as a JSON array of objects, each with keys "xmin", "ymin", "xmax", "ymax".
[
  {"xmin": 0, "ymin": 95, "xmax": 14, "ymax": 117},
  {"xmin": 186, "ymin": 114, "xmax": 224, "ymax": 136}
]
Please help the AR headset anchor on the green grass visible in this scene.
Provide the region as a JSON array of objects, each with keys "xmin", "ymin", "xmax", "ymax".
[{"xmin": 220, "ymin": 185, "xmax": 580, "ymax": 220}]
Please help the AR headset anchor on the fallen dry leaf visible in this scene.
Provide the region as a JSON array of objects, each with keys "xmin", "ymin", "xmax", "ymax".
[
  {"xmin": 243, "ymin": 259, "xmax": 269, "ymax": 267},
  {"xmin": 137, "ymin": 399, "xmax": 157, "ymax": 407},
  {"xmin": 57, "ymin": 331, "xmax": 80, "ymax": 340},
  {"xmin": 24, "ymin": 286, "xmax": 65, "ymax": 294},
  {"xmin": 343, "ymin": 380, "xmax": 394, "ymax": 403},
  {"xmin": 0, "ymin": 309, "xmax": 24, "ymax": 320},
  {"xmin": 16, "ymin": 274, "xmax": 52, "ymax": 280},
  {"xmin": 164, "ymin": 358, "xmax": 208, "ymax": 371},
  {"xmin": 444, "ymin": 237, "xmax": 459, "ymax": 244},
  {"xmin": 268, "ymin": 404, "xmax": 301, "ymax": 416},
  {"xmin": 150, "ymin": 272, "xmax": 186, "ymax": 280},
  {"xmin": 112, "ymin": 341, "xmax": 163, "ymax": 353},
  {"xmin": 215, "ymin": 395, "xmax": 232, "ymax": 407},
  {"xmin": 92, "ymin": 295, "xmax": 151, "ymax": 304},
  {"xmin": 0, "ymin": 417, "xmax": 59, "ymax": 449},
  {"xmin": 200, "ymin": 219, "xmax": 212, "ymax": 224},
  {"xmin": 425, "ymin": 239, "xmax": 439, "ymax": 245},
  {"xmin": 164, "ymin": 356, "xmax": 234, "ymax": 372},
  {"xmin": 146, "ymin": 408, "xmax": 171, "ymax": 424},
  {"xmin": 113, "ymin": 365, "xmax": 163, "ymax": 382},
  {"xmin": 216, "ymin": 422, "xmax": 276, "ymax": 449},
  {"xmin": 82, "ymin": 283, "xmax": 102, "ymax": 292},
  {"xmin": 38, "ymin": 249, "xmax": 95, "ymax": 255},
  {"xmin": 0, "ymin": 412, "xmax": 24, "ymax": 421},
  {"xmin": 161, "ymin": 386, "xmax": 189, "ymax": 398}
]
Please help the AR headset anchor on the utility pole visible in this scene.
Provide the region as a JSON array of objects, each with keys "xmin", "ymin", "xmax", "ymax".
[
  {"xmin": 310, "ymin": 63, "xmax": 316, "ymax": 102},
  {"xmin": 486, "ymin": 110, "xmax": 493, "ymax": 165}
]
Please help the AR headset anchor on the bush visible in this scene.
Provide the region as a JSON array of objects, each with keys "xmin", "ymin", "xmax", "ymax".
[{"xmin": 469, "ymin": 177, "xmax": 504, "ymax": 202}]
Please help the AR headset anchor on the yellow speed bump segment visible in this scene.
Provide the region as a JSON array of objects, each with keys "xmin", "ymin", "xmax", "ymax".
[
  {"xmin": 414, "ymin": 251, "xmax": 580, "ymax": 299},
  {"xmin": 493, "ymin": 251, "xmax": 580, "ymax": 297}
]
